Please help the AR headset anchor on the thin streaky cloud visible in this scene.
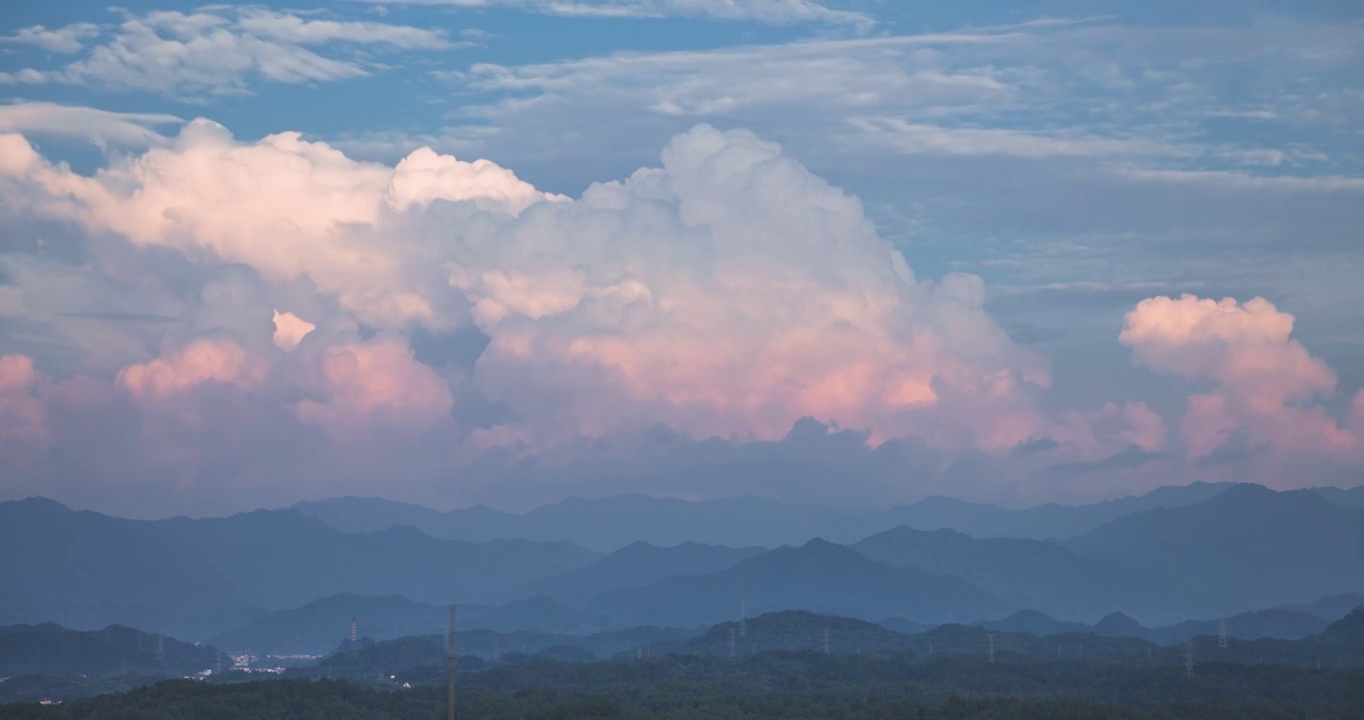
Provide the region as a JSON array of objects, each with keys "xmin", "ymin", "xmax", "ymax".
[
  {"xmin": 0, "ymin": 23, "xmax": 100, "ymax": 54},
  {"xmin": 0, "ymin": 7, "xmax": 455, "ymax": 98},
  {"xmin": 359, "ymin": 0, "xmax": 874, "ymax": 29},
  {"xmin": 0, "ymin": 102, "xmax": 183, "ymax": 147}
]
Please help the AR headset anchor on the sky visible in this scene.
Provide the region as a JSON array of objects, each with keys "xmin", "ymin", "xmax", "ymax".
[{"xmin": 0, "ymin": 0, "xmax": 1362, "ymax": 518}]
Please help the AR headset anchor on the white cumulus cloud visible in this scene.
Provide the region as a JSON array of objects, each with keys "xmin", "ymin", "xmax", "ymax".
[
  {"xmin": 0, "ymin": 120, "xmax": 558, "ymax": 329},
  {"xmin": 3, "ymin": 116, "xmax": 1360, "ymax": 511}
]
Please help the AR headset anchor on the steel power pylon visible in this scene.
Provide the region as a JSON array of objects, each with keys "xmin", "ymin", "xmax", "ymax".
[{"xmin": 447, "ymin": 606, "xmax": 456, "ymax": 720}]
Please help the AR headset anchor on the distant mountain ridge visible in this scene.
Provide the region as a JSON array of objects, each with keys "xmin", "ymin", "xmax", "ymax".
[
  {"xmin": 0, "ymin": 623, "xmax": 227, "ymax": 678},
  {"xmin": 1316, "ymin": 606, "xmax": 1364, "ymax": 644},
  {"xmin": 1065, "ymin": 485, "xmax": 1364, "ymax": 619},
  {"xmin": 982, "ymin": 605, "xmax": 1339, "ymax": 645},
  {"xmin": 294, "ymin": 494, "xmax": 833, "ymax": 551},
  {"xmin": 845, "ymin": 481, "xmax": 1243, "ymax": 542},
  {"xmin": 0, "ymin": 498, "xmax": 598, "ymax": 639},
  {"xmin": 851, "ymin": 525, "xmax": 1136, "ymax": 621},
  {"xmin": 983, "ymin": 610, "xmax": 1090, "ymax": 636},
  {"xmin": 581, "ymin": 538, "xmax": 1005, "ymax": 628},
  {"xmin": 513, "ymin": 540, "xmax": 768, "ymax": 602},
  {"xmin": 1311, "ymin": 485, "xmax": 1364, "ymax": 509},
  {"xmin": 292, "ymin": 481, "xmax": 1364, "ymax": 550},
  {"xmin": 668, "ymin": 610, "xmax": 914, "ymax": 656},
  {"xmin": 298, "ymin": 604, "xmax": 1364, "ymax": 682},
  {"xmin": 211, "ymin": 593, "xmax": 606, "ymax": 655},
  {"xmin": 1277, "ymin": 593, "xmax": 1364, "ymax": 621},
  {"xmin": 4, "ymin": 484, "xmax": 1362, "ymax": 648}
]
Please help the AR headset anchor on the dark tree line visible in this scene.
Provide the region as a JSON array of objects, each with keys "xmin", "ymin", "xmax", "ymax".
[{"xmin": 4, "ymin": 650, "xmax": 1363, "ymax": 720}]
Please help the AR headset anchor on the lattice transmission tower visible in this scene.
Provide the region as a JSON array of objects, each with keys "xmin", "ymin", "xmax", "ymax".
[{"xmin": 447, "ymin": 606, "xmax": 457, "ymax": 720}]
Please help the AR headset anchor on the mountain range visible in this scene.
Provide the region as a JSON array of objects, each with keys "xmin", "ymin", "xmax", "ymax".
[
  {"xmin": 307, "ymin": 605, "xmax": 1364, "ymax": 682},
  {"xmin": 1066, "ymin": 485, "xmax": 1364, "ymax": 618},
  {"xmin": 512, "ymin": 540, "xmax": 767, "ymax": 602},
  {"xmin": 210, "ymin": 593, "xmax": 605, "ymax": 655},
  {"xmin": 5, "ymin": 601, "xmax": 1363, "ymax": 707},
  {"xmin": 4, "ymin": 481, "xmax": 1362, "ymax": 645},
  {"xmin": 0, "ymin": 623, "xmax": 226, "ymax": 678},
  {"xmin": 0, "ymin": 497, "xmax": 597, "ymax": 639},
  {"xmin": 292, "ymin": 481, "xmax": 1258, "ymax": 550},
  {"xmin": 291, "ymin": 481, "xmax": 1364, "ymax": 552},
  {"xmin": 667, "ymin": 610, "xmax": 915, "ymax": 657},
  {"xmin": 581, "ymin": 538, "xmax": 1005, "ymax": 628},
  {"xmin": 851, "ymin": 525, "xmax": 1133, "ymax": 621}
]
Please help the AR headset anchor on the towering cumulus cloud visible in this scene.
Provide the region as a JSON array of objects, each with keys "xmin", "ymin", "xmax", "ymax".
[
  {"xmin": 1120, "ymin": 295, "xmax": 1364, "ymax": 478},
  {"xmin": 0, "ymin": 121, "xmax": 557, "ymax": 329},
  {"xmin": 0, "ymin": 120, "xmax": 1358, "ymax": 512},
  {"xmin": 457, "ymin": 126, "xmax": 1053, "ymax": 447}
]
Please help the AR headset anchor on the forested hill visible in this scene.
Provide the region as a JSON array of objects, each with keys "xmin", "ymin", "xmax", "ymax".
[
  {"xmin": 4, "ymin": 655, "xmax": 1364, "ymax": 720},
  {"xmin": 666, "ymin": 610, "xmax": 914, "ymax": 656},
  {"xmin": 0, "ymin": 624, "xmax": 226, "ymax": 678}
]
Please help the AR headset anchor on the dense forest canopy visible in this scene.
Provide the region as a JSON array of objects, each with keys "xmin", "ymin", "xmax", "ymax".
[{"xmin": 4, "ymin": 648, "xmax": 1364, "ymax": 720}]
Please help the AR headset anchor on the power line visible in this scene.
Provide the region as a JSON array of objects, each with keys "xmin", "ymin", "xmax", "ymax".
[
  {"xmin": 1184, "ymin": 639, "xmax": 1194, "ymax": 679},
  {"xmin": 447, "ymin": 605, "xmax": 456, "ymax": 720}
]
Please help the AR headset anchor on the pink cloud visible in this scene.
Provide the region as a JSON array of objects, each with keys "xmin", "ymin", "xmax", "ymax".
[
  {"xmin": 3, "ymin": 121, "xmax": 1076, "ymax": 461},
  {"xmin": 272, "ymin": 309, "xmax": 316, "ymax": 350},
  {"xmin": 462, "ymin": 127, "xmax": 1059, "ymax": 452},
  {"xmin": 1120, "ymin": 294, "xmax": 1336, "ymax": 401},
  {"xmin": 0, "ymin": 122, "xmax": 556, "ymax": 329},
  {"xmin": 0, "ymin": 354, "xmax": 39, "ymax": 392},
  {"xmin": 8, "ymin": 117, "xmax": 1360, "ymax": 509},
  {"xmin": 294, "ymin": 336, "xmax": 453, "ymax": 434},
  {"xmin": 0, "ymin": 354, "xmax": 50, "ymax": 453},
  {"xmin": 1121, "ymin": 294, "xmax": 1363, "ymax": 480},
  {"xmin": 1070, "ymin": 400, "xmax": 1168, "ymax": 453},
  {"xmin": 117, "ymin": 337, "xmax": 269, "ymax": 400}
]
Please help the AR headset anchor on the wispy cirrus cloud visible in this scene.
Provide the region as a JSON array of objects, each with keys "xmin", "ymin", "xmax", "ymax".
[
  {"xmin": 431, "ymin": 18, "xmax": 1363, "ymax": 171},
  {"xmin": 0, "ymin": 7, "xmax": 454, "ymax": 98},
  {"xmin": 0, "ymin": 22, "xmax": 100, "ymax": 54},
  {"xmin": 364, "ymin": 0, "xmax": 873, "ymax": 29},
  {"xmin": 0, "ymin": 102, "xmax": 182, "ymax": 147}
]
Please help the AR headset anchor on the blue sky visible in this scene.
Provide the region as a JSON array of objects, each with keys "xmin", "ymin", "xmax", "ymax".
[{"xmin": 1, "ymin": 0, "xmax": 1362, "ymax": 516}]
